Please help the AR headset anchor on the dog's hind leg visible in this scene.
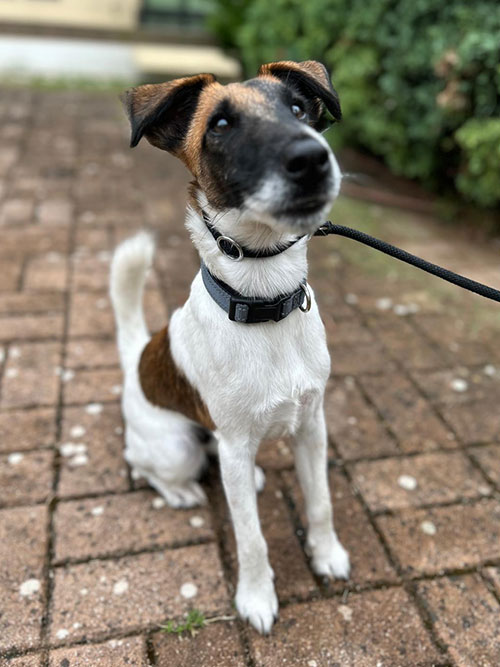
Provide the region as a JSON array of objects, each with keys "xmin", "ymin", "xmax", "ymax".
[{"xmin": 291, "ymin": 399, "xmax": 350, "ymax": 579}]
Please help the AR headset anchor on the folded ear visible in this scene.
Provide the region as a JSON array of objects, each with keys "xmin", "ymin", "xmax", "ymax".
[
  {"xmin": 258, "ymin": 60, "xmax": 341, "ymax": 122},
  {"xmin": 121, "ymin": 73, "xmax": 216, "ymax": 153}
]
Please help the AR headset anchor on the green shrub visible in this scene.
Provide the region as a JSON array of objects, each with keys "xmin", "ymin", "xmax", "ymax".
[{"xmin": 209, "ymin": 0, "xmax": 500, "ymax": 207}]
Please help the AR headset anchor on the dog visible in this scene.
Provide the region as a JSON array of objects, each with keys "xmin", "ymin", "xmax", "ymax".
[{"xmin": 110, "ymin": 60, "xmax": 350, "ymax": 634}]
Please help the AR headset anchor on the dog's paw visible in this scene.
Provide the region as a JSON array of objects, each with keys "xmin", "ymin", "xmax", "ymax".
[
  {"xmin": 236, "ymin": 583, "xmax": 278, "ymax": 635},
  {"xmin": 152, "ymin": 480, "xmax": 207, "ymax": 509},
  {"xmin": 254, "ymin": 465, "xmax": 266, "ymax": 493},
  {"xmin": 310, "ymin": 539, "xmax": 350, "ymax": 580}
]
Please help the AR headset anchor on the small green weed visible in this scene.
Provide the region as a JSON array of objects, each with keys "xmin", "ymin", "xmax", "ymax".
[{"xmin": 160, "ymin": 609, "xmax": 236, "ymax": 638}]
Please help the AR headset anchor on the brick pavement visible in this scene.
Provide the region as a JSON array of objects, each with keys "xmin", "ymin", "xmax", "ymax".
[{"xmin": 1, "ymin": 87, "xmax": 500, "ymax": 666}]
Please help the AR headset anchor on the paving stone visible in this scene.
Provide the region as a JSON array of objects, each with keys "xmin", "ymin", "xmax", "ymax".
[
  {"xmin": 62, "ymin": 368, "xmax": 123, "ymax": 405},
  {"xmin": 440, "ymin": 399, "xmax": 500, "ymax": 444},
  {"xmin": 469, "ymin": 443, "xmax": 500, "ymax": 487},
  {"xmin": 483, "ymin": 566, "xmax": 500, "ymax": 596},
  {"xmin": 369, "ymin": 315, "xmax": 447, "ymax": 369},
  {"xmin": 0, "ymin": 314, "xmax": 64, "ymax": 342},
  {"xmin": 256, "ymin": 438, "xmax": 295, "ymax": 470},
  {"xmin": 74, "ymin": 227, "xmax": 110, "ymax": 254},
  {"xmin": 66, "ymin": 338, "xmax": 119, "ymax": 369},
  {"xmin": 58, "ymin": 403, "xmax": 128, "ymax": 497},
  {"xmin": 412, "ymin": 365, "xmax": 500, "ymax": 406},
  {"xmin": 0, "ymin": 505, "xmax": 47, "ymax": 653},
  {"xmin": 0, "ymin": 450, "xmax": 53, "ymax": 507},
  {"xmin": 0, "ymin": 198, "xmax": 34, "ymax": 225},
  {"xmin": 283, "ymin": 469, "xmax": 397, "ymax": 587},
  {"xmin": 220, "ymin": 473, "xmax": 318, "ymax": 600},
  {"xmin": 50, "ymin": 543, "xmax": 229, "ymax": 642},
  {"xmin": 360, "ymin": 372, "xmax": 457, "ymax": 452},
  {"xmin": 23, "ymin": 255, "xmax": 67, "ymax": 292},
  {"xmin": 350, "ymin": 451, "xmax": 491, "ymax": 512},
  {"xmin": 1, "ymin": 262, "xmax": 22, "ymax": 291},
  {"xmin": 0, "ymin": 407, "xmax": 56, "ymax": 452},
  {"xmin": 68, "ymin": 293, "xmax": 115, "ymax": 338},
  {"xmin": 417, "ymin": 574, "xmax": 500, "ymax": 667},
  {"xmin": 37, "ymin": 198, "xmax": 73, "ymax": 226},
  {"xmin": 1, "ymin": 342, "xmax": 61, "ymax": 409},
  {"xmin": 377, "ymin": 499, "xmax": 500, "ymax": 575},
  {"xmin": 330, "ymin": 341, "xmax": 397, "ymax": 375},
  {"xmin": 153, "ymin": 621, "xmax": 245, "ymax": 667},
  {"xmin": 250, "ymin": 587, "xmax": 441, "ymax": 666},
  {"xmin": 324, "ymin": 315, "xmax": 374, "ymax": 347},
  {"xmin": 324, "ymin": 378, "xmax": 399, "ymax": 460},
  {"xmin": 54, "ymin": 490, "xmax": 214, "ymax": 562},
  {"xmin": 0, "ymin": 654, "xmax": 41, "ymax": 666},
  {"xmin": 0, "ymin": 228, "xmax": 69, "ymax": 260},
  {"xmin": 48, "ymin": 636, "xmax": 147, "ymax": 666},
  {"xmin": 72, "ymin": 257, "xmax": 113, "ymax": 292},
  {"xmin": 0, "ymin": 292, "xmax": 64, "ymax": 315}
]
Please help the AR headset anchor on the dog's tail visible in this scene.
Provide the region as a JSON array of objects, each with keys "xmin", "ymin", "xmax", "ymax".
[{"xmin": 110, "ymin": 231, "xmax": 155, "ymax": 371}]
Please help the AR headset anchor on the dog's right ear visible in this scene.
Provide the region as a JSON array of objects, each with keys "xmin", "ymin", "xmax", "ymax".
[{"xmin": 121, "ymin": 73, "xmax": 216, "ymax": 153}]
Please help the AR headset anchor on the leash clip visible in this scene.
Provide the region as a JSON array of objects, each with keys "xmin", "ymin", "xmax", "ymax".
[
  {"xmin": 299, "ymin": 282, "xmax": 312, "ymax": 312},
  {"xmin": 217, "ymin": 235, "xmax": 244, "ymax": 261}
]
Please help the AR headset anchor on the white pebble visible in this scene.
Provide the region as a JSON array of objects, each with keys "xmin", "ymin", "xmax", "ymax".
[
  {"xmin": 180, "ymin": 582, "xmax": 198, "ymax": 599},
  {"xmin": 345, "ymin": 293, "xmax": 358, "ymax": 305},
  {"xmin": 70, "ymin": 425, "xmax": 86, "ymax": 438},
  {"xmin": 131, "ymin": 468, "xmax": 141, "ymax": 480},
  {"xmin": 6, "ymin": 368, "xmax": 18, "ymax": 378},
  {"xmin": 69, "ymin": 453, "xmax": 88, "ymax": 467},
  {"xmin": 337, "ymin": 604, "xmax": 353, "ymax": 622},
  {"xmin": 19, "ymin": 578, "xmax": 41, "ymax": 597},
  {"xmin": 114, "ymin": 426, "xmax": 124, "ymax": 435},
  {"xmin": 10, "ymin": 346, "xmax": 21, "ymax": 359},
  {"xmin": 393, "ymin": 304, "xmax": 410, "ymax": 316},
  {"xmin": 420, "ymin": 521, "xmax": 437, "ymax": 536},
  {"xmin": 0, "ymin": 348, "xmax": 4, "ymax": 363},
  {"xmin": 483, "ymin": 364, "xmax": 497, "ymax": 377},
  {"xmin": 8, "ymin": 452, "xmax": 24, "ymax": 465},
  {"xmin": 397, "ymin": 474, "xmax": 418, "ymax": 491},
  {"xmin": 113, "ymin": 579, "xmax": 129, "ymax": 595},
  {"xmin": 152, "ymin": 497, "xmax": 166, "ymax": 509},
  {"xmin": 62, "ymin": 369, "xmax": 75, "ymax": 382},
  {"xmin": 60, "ymin": 442, "xmax": 87, "ymax": 457},
  {"xmin": 111, "ymin": 384, "xmax": 122, "ymax": 395},
  {"xmin": 73, "ymin": 622, "xmax": 82, "ymax": 629},
  {"xmin": 308, "ymin": 661, "xmax": 318, "ymax": 667},
  {"xmin": 375, "ymin": 297, "xmax": 393, "ymax": 311},
  {"xmin": 347, "ymin": 416, "xmax": 358, "ymax": 425},
  {"xmin": 189, "ymin": 515, "xmax": 205, "ymax": 528},
  {"xmin": 450, "ymin": 378, "xmax": 468, "ymax": 393},
  {"xmin": 91, "ymin": 505, "xmax": 104, "ymax": 517},
  {"xmin": 85, "ymin": 402, "xmax": 103, "ymax": 415},
  {"xmin": 56, "ymin": 629, "xmax": 69, "ymax": 640},
  {"xmin": 80, "ymin": 588, "xmax": 88, "ymax": 596}
]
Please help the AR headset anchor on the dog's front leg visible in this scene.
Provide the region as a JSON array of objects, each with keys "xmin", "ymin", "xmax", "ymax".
[
  {"xmin": 218, "ymin": 436, "xmax": 278, "ymax": 634},
  {"xmin": 292, "ymin": 399, "xmax": 350, "ymax": 579}
]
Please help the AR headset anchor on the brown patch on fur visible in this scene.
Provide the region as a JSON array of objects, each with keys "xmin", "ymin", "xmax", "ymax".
[
  {"xmin": 139, "ymin": 326, "xmax": 215, "ymax": 431},
  {"xmin": 258, "ymin": 60, "xmax": 331, "ymax": 90}
]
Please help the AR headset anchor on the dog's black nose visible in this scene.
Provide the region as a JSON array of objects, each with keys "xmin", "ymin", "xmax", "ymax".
[{"xmin": 283, "ymin": 138, "xmax": 329, "ymax": 184}]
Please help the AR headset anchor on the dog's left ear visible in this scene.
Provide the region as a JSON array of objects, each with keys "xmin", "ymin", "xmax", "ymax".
[
  {"xmin": 258, "ymin": 60, "xmax": 341, "ymax": 123},
  {"xmin": 122, "ymin": 73, "xmax": 216, "ymax": 153}
]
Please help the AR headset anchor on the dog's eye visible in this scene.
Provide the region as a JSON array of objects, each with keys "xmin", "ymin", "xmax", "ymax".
[
  {"xmin": 291, "ymin": 104, "xmax": 307, "ymax": 121},
  {"xmin": 211, "ymin": 116, "xmax": 231, "ymax": 134}
]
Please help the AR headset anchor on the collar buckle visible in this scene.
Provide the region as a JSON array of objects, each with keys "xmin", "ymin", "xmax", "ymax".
[{"xmin": 216, "ymin": 235, "xmax": 244, "ymax": 261}]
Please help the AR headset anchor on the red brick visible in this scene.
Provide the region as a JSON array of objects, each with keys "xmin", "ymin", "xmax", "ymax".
[
  {"xmin": 23, "ymin": 255, "xmax": 67, "ymax": 292},
  {"xmin": 50, "ymin": 544, "xmax": 229, "ymax": 642},
  {"xmin": 62, "ymin": 368, "xmax": 123, "ymax": 405},
  {"xmin": 360, "ymin": 372, "xmax": 456, "ymax": 452},
  {"xmin": 74, "ymin": 227, "xmax": 110, "ymax": 254},
  {"xmin": 0, "ymin": 292, "xmax": 64, "ymax": 315},
  {"xmin": 0, "ymin": 408, "xmax": 56, "ymax": 453},
  {"xmin": 324, "ymin": 378, "xmax": 399, "ymax": 460},
  {"xmin": 256, "ymin": 438, "xmax": 295, "ymax": 470},
  {"xmin": 377, "ymin": 499, "xmax": 500, "ymax": 575},
  {"xmin": 330, "ymin": 341, "xmax": 396, "ymax": 375},
  {"xmin": 58, "ymin": 403, "xmax": 128, "ymax": 497},
  {"xmin": 68, "ymin": 293, "xmax": 115, "ymax": 337},
  {"xmin": 350, "ymin": 451, "xmax": 491, "ymax": 512},
  {"xmin": 0, "ymin": 506, "xmax": 47, "ymax": 652},
  {"xmin": 440, "ymin": 399, "xmax": 500, "ymax": 444},
  {"xmin": 0, "ymin": 654, "xmax": 41, "ymax": 667},
  {"xmin": 1, "ymin": 262, "xmax": 22, "ymax": 291},
  {"xmin": 1, "ymin": 342, "xmax": 61, "ymax": 409},
  {"xmin": 469, "ymin": 443, "xmax": 500, "ymax": 487},
  {"xmin": 37, "ymin": 198, "xmax": 73, "ymax": 226},
  {"xmin": 48, "ymin": 636, "xmax": 147, "ymax": 666},
  {"xmin": 0, "ymin": 198, "xmax": 34, "ymax": 225},
  {"xmin": 53, "ymin": 490, "xmax": 213, "ymax": 562},
  {"xmin": 250, "ymin": 587, "xmax": 441, "ymax": 666},
  {"xmin": 153, "ymin": 622, "xmax": 245, "ymax": 667},
  {"xmin": 417, "ymin": 575, "xmax": 500, "ymax": 667},
  {"xmin": 0, "ymin": 228, "xmax": 69, "ymax": 261},
  {"xmin": 0, "ymin": 314, "xmax": 63, "ymax": 342},
  {"xmin": 412, "ymin": 365, "xmax": 500, "ymax": 406},
  {"xmin": 66, "ymin": 338, "xmax": 119, "ymax": 369},
  {"xmin": 0, "ymin": 450, "xmax": 53, "ymax": 507}
]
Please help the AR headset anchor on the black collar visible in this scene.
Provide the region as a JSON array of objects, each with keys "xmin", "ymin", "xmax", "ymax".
[
  {"xmin": 202, "ymin": 210, "xmax": 305, "ymax": 260},
  {"xmin": 201, "ymin": 262, "xmax": 310, "ymax": 323}
]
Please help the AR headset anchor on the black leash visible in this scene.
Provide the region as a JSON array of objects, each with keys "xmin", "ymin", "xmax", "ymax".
[{"xmin": 317, "ymin": 221, "xmax": 500, "ymax": 304}]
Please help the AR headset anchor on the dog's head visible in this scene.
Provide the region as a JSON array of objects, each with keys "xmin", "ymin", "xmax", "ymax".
[{"xmin": 122, "ymin": 61, "xmax": 341, "ymax": 234}]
